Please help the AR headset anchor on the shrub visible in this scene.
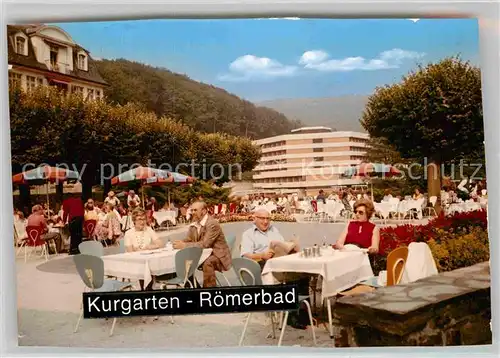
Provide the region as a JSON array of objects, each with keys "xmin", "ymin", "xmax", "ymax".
[
  {"xmin": 372, "ymin": 209, "xmax": 489, "ymax": 275},
  {"xmin": 427, "ymin": 227, "xmax": 490, "ymax": 272}
]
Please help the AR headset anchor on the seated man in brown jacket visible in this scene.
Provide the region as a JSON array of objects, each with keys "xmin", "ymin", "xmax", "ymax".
[{"xmin": 173, "ymin": 201, "xmax": 232, "ymax": 287}]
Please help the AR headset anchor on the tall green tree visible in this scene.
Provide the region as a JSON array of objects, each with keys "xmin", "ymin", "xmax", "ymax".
[
  {"xmin": 364, "ymin": 136, "xmax": 408, "ymax": 165},
  {"xmin": 361, "ymin": 57, "xmax": 484, "ymax": 213},
  {"xmin": 10, "ymin": 86, "xmax": 261, "ymax": 204}
]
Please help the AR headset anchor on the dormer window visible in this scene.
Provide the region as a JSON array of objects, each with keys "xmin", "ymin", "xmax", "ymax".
[
  {"xmin": 77, "ymin": 52, "xmax": 88, "ymax": 71},
  {"xmin": 15, "ymin": 36, "xmax": 27, "ymax": 56},
  {"xmin": 49, "ymin": 46, "xmax": 59, "ymax": 69}
]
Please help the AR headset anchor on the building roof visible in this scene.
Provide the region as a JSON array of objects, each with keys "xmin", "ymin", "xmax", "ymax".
[
  {"xmin": 291, "ymin": 126, "xmax": 334, "ymax": 133},
  {"xmin": 7, "ymin": 24, "xmax": 107, "ymax": 86}
]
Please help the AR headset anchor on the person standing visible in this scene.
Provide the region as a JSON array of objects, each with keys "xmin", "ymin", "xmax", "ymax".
[
  {"xmin": 104, "ymin": 191, "xmax": 120, "ymax": 207},
  {"xmin": 127, "ymin": 190, "xmax": 141, "ymax": 208},
  {"xmin": 145, "ymin": 197, "xmax": 157, "ymax": 226},
  {"xmin": 63, "ymin": 193, "xmax": 85, "ymax": 255}
]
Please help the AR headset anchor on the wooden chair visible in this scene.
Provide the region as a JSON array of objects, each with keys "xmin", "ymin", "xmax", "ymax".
[
  {"xmin": 339, "ymin": 246, "xmax": 409, "ymax": 296},
  {"xmin": 386, "ymin": 246, "xmax": 409, "ymax": 286}
]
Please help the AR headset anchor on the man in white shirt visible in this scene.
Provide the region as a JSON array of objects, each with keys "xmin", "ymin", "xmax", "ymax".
[
  {"xmin": 241, "ymin": 207, "xmax": 311, "ymax": 329},
  {"xmin": 240, "ymin": 207, "xmax": 287, "ymax": 267}
]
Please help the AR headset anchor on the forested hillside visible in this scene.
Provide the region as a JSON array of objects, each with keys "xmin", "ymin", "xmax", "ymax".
[{"xmin": 95, "ymin": 59, "xmax": 301, "ymax": 139}]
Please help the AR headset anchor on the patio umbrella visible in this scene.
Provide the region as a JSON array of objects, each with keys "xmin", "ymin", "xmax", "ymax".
[
  {"xmin": 111, "ymin": 166, "xmax": 170, "ymax": 186},
  {"xmin": 342, "ymin": 166, "xmax": 358, "ymax": 177},
  {"xmin": 357, "ymin": 163, "xmax": 401, "ymax": 177},
  {"xmin": 342, "ymin": 163, "xmax": 401, "ymax": 201},
  {"xmin": 145, "ymin": 172, "xmax": 195, "ymax": 185},
  {"xmin": 145, "ymin": 172, "xmax": 195, "ymax": 206},
  {"xmin": 12, "ymin": 165, "xmax": 80, "ymax": 215},
  {"xmin": 111, "ymin": 166, "xmax": 171, "ymax": 208}
]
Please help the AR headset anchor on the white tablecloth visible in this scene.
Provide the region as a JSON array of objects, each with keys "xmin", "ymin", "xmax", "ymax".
[
  {"xmin": 374, "ymin": 202, "xmax": 392, "ymax": 219},
  {"xmin": 447, "ymin": 202, "xmax": 482, "ymax": 214},
  {"xmin": 102, "ymin": 248, "xmax": 212, "ymax": 286},
  {"xmin": 153, "ymin": 210, "xmax": 177, "ymax": 225},
  {"xmin": 261, "ymin": 248, "xmax": 374, "ymax": 299}
]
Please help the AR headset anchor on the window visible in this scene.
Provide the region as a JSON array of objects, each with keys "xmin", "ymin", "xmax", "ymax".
[
  {"xmin": 313, "ymin": 148, "xmax": 323, "ymax": 153},
  {"xmin": 9, "ymin": 73, "xmax": 22, "ymax": 89},
  {"xmin": 87, "ymin": 89, "xmax": 95, "ymax": 100},
  {"xmin": 72, "ymin": 85, "xmax": 84, "ymax": 96},
  {"xmin": 313, "ymin": 138, "xmax": 323, "ymax": 144},
  {"xmin": 49, "ymin": 46, "xmax": 59, "ymax": 69},
  {"xmin": 95, "ymin": 90, "xmax": 102, "ymax": 100},
  {"xmin": 15, "ymin": 36, "xmax": 27, "ymax": 55},
  {"xmin": 26, "ymin": 76, "xmax": 38, "ymax": 91},
  {"xmin": 77, "ymin": 53, "xmax": 87, "ymax": 70},
  {"xmin": 313, "ymin": 157, "xmax": 324, "ymax": 162}
]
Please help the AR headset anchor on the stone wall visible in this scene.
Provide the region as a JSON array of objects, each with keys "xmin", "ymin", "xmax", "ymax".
[{"xmin": 332, "ymin": 262, "xmax": 492, "ymax": 346}]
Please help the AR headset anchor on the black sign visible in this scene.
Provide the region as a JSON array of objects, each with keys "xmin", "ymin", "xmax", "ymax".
[{"xmin": 83, "ymin": 284, "xmax": 299, "ymax": 319}]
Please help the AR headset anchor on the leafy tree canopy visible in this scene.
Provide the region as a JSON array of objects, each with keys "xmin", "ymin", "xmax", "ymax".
[
  {"xmin": 9, "ymin": 86, "xmax": 261, "ymax": 200},
  {"xmin": 361, "ymin": 56, "xmax": 484, "ymax": 164}
]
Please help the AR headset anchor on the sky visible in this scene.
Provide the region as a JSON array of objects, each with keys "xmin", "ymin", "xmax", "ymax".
[{"xmin": 54, "ymin": 18, "xmax": 480, "ymax": 102}]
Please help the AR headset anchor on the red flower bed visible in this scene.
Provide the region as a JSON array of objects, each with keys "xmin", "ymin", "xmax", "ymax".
[
  {"xmin": 378, "ymin": 209, "xmax": 487, "ymax": 255},
  {"xmin": 373, "ymin": 209, "xmax": 488, "ymax": 274}
]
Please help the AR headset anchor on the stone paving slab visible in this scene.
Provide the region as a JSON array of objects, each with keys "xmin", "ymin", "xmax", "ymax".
[{"xmin": 16, "ymin": 245, "xmax": 334, "ymax": 348}]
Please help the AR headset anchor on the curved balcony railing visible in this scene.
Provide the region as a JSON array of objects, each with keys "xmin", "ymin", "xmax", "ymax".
[{"xmin": 45, "ymin": 60, "xmax": 70, "ymax": 74}]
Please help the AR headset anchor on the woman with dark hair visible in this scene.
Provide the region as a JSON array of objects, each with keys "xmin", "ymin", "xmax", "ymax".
[{"xmin": 334, "ymin": 199, "xmax": 380, "ymax": 254}]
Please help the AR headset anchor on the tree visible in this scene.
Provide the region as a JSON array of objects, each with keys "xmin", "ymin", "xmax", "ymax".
[
  {"xmin": 361, "ymin": 57, "xmax": 484, "ymax": 213},
  {"xmin": 364, "ymin": 136, "xmax": 409, "ymax": 165},
  {"xmin": 10, "ymin": 86, "xmax": 261, "ymax": 205}
]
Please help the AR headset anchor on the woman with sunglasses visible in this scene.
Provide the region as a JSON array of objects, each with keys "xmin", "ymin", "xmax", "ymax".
[{"xmin": 334, "ymin": 199, "xmax": 380, "ymax": 254}]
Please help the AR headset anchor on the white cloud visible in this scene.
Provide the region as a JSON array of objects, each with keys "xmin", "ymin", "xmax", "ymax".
[
  {"xmin": 218, "ymin": 55, "xmax": 297, "ymax": 82},
  {"xmin": 299, "ymin": 50, "xmax": 329, "ymax": 65},
  {"xmin": 299, "ymin": 48, "xmax": 425, "ymax": 72}
]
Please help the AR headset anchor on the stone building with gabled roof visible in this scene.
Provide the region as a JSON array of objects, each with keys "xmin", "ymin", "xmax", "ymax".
[{"xmin": 7, "ymin": 23, "xmax": 107, "ymax": 99}]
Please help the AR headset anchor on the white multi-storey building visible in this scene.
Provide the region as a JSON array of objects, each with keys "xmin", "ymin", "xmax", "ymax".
[{"xmin": 252, "ymin": 126, "xmax": 369, "ymax": 195}]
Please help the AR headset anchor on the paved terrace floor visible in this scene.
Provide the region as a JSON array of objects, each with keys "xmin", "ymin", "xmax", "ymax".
[{"xmin": 16, "ymin": 219, "xmax": 429, "ymax": 348}]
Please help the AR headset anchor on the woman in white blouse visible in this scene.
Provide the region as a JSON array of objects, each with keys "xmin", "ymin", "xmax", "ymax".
[{"xmin": 123, "ymin": 208, "xmax": 163, "ymax": 253}]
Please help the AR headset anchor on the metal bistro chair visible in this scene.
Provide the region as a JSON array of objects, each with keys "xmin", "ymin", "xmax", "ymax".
[
  {"xmin": 73, "ymin": 254, "xmax": 132, "ymax": 336},
  {"xmin": 119, "ymin": 239, "xmax": 126, "ymax": 253},
  {"xmin": 24, "ymin": 226, "xmax": 48, "ymax": 262},
  {"xmin": 158, "ymin": 247, "xmax": 203, "ymax": 289},
  {"xmin": 157, "ymin": 247, "xmax": 203, "ymax": 324},
  {"xmin": 216, "ymin": 234, "xmax": 237, "ymax": 287},
  {"xmin": 78, "ymin": 241, "xmax": 104, "ymax": 257},
  {"xmin": 233, "ymin": 258, "xmax": 275, "ymax": 346},
  {"xmin": 79, "ymin": 241, "xmax": 120, "ymax": 281},
  {"xmin": 84, "ymin": 220, "xmax": 98, "ymax": 241},
  {"xmin": 234, "ymin": 258, "xmax": 316, "ymax": 347}
]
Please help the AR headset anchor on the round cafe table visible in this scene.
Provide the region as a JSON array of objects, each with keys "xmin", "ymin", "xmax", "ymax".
[{"xmin": 50, "ymin": 224, "xmax": 69, "ymax": 253}]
